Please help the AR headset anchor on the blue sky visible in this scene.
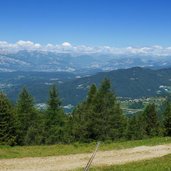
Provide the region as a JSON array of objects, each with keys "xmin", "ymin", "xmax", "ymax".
[{"xmin": 0, "ymin": 0, "xmax": 171, "ymax": 46}]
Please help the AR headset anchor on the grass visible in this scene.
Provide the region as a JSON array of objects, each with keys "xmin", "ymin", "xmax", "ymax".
[
  {"xmin": 89, "ymin": 154, "xmax": 171, "ymax": 171},
  {"xmin": 0, "ymin": 137, "xmax": 171, "ymax": 159}
]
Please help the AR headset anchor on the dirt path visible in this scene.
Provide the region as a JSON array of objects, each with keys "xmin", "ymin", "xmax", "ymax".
[{"xmin": 1, "ymin": 144, "xmax": 171, "ymax": 171}]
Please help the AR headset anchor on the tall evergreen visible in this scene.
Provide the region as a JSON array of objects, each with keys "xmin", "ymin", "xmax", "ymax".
[
  {"xmin": 72, "ymin": 79, "xmax": 126, "ymax": 142},
  {"xmin": 163, "ymin": 101, "xmax": 171, "ymax": 136},
  {"xmin": 71, "ymin": 103, "xmax": 89, "ymax": 142},
  {"xmin": 127, "ymin": 115, "xmax": 138, "ymax": 140},
  {"xmin": 92, "ymin": 79, "xmax": 126, "ymax": 140},
  {"xmin": 142, "ymin": 103, "xmax": 159, "ymax": 136},
  {"xmin": 71, "ymin": 84, "xmax": 97, "ymax": 142},
  {"xmin": 16, "ymin": 87, "xmax": 37, "ymax": 145},
  {"xmin": 87, "ymin": 84, "xmax": 97, "ymax": 105},
  {"xmin": 45, "ymin": 84, "xmax": 66, "ymax": 144},
  {"xmin": 0, "ymin": 93, "xmax": 16, "ymax": 146},
  {"xmin": 127, "ymin": 112, "xmax": 146, "ymax": 140},
  {"xmin": 48, "ymin": 84, "xmax": 61, "ymax": 113}
]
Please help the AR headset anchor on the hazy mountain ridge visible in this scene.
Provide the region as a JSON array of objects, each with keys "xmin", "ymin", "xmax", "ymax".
[
  {"xmin": 1, "ymin": 50, "xmax": 171, "ymax": 106},
  {"xmin": 60, "ymin": 67, "xmax": 171, "ymax": 105},
  {"xmin": 0, "ymin": 50, "xmax": 171, "ymax": 73},
  {"xmin": 1, "ymin": 67, "xmax": 171, "ymax": 106}
]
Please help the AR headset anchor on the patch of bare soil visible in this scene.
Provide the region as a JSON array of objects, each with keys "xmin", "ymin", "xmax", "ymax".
[{"xmin": 0, "ymin": 144, "xmax": 171, "ymax": 171}]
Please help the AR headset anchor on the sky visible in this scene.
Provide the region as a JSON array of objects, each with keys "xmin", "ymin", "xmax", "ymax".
[{"xmin": 0, "ymin": 0, "xmax": 171, "ymax": 47}]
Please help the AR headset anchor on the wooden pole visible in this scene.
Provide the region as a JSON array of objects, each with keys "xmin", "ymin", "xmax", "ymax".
[{"xmin": 84, "ymin": 142, "xmax": 100, "ymax": 171}]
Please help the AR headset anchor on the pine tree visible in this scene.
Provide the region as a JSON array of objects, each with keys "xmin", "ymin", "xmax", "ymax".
[
  {"xmin": 72, "ymin": 79, "xmax": 126, "ymax": 142},
  {"xmin": 142, "ymin": 103, "xmax": 159, "ymax": 137},
  {"xmin": 91, "ymin": 79, "xmax": 126, "ymax": 140},
  {"xmin": 71, "ymin": 84, "xmax": 97, "ymax": 142},
  {"xmin": 127, "ymin": 115, "xmax": 138, "ymax": 140},
  {"xmin": 87, "ymin": 84, "xmax": 97, "ymax": 105},
  {"xmin": 0, "ymin": 93, "xmax": 16, "ymax": 146},
  {"xmin": 163, "ymin": 101, "xmax": 171, "ymax": 136},
  {"xmin": 48, "ymin": 84, "xmax": 61, "ymax": 113},
  {"xmin": 16, "ymin": 87, "xmax": 37, "ymax": 145},
  {"xmin": 45, "ymin": 84, "xmax": 66, "ymax": 144},
  {"xmin": 71, "ymin": 102, "xmax": 89, "ymax": 142},
  {"xmin": 127, "ymin": 112, "xmax": 146, "ymax": 140}
]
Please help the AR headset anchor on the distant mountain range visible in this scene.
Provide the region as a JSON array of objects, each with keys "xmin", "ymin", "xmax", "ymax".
[
  {"xmin": 0, "ymin": 50, "xmax": 171, "ymax": 74},
  {"xmin": 60, "ymin": 67, "xmax": 171, "ymax": 105},
  {"xmin": 1, "ymin": 67, "xmax": 171, "ymax": 106},
  {"xmin": 1, "ymin": 50, "xmax": 171, "ymax": 106}
]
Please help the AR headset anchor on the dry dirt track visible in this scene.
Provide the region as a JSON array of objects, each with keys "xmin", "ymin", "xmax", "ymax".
[{"xmin": 0, "ymin": 144, "xmax": 171, "ymax": 171}]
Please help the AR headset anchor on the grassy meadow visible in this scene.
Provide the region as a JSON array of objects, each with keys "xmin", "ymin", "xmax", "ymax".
[
  {"xmin": 0, "ymin": 137, "xmax": 171, "ymax": 159},
  {"xmin": 90, "ymin": 154, "xmax": 171, "ymax": 171}
]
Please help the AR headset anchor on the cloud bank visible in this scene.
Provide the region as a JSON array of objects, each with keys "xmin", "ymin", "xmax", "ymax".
[{"xmin": 0, "ymin": 40, "xmax": 171, "ymax": 56}]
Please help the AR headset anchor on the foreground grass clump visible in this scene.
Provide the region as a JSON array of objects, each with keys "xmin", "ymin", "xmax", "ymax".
[
  {"xmin": 0, "ymin": 137, "xmax": 171, "ymax": 159},
  {"xmin": 90, "ymin": 154, "xmax": 171, "ymax": 171}
]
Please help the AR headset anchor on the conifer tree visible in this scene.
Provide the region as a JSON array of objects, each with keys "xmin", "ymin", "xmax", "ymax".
[
  {"xmin": 91, "ymin": 79, "xmax": 126, "ymax": 140},
  {"xmin": 87, "ymin": 84, "xmax": 97, "ymax": 105},
  {"xmin": 0, "ymin": 93, "xmax": 16, "ymax": 146},
  {"xmin": 127, "ymin": 112, "xmax": 146, "ymax": 140},
  {"xmin": 45, "ymin": 84, "xmax": 66, "ymax": 144},
  {"xmin": 127, "ymin": 115, "xmax": 138, "ymax": 140},
  {"xmin": 16, "ymin": 87, "xmax": 36, "ymax": 145},
  {"xmin": 71, "ymin": 84, "xmax": 97, "ymax": 142},
  {"xmin": 72, "ymin": 79, "xmax": 126, "ymax": 142},
  {"xmin": 48, "ymin": 84, "xmax": 61, "ymax": 113},
  {"xmin": 163, "ymin": 101, "xmax": 171, "ymax": 136},
  {"xmin": 142, "ymin": 103, "xmax": 159, "ymax": 136},
  {"xmin": 71, "ymin": 102, "xmax": 89, "ymax": 141}
]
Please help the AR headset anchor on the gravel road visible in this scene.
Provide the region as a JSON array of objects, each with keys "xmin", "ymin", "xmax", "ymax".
[{"xmin": 0, "ymin": 144, "xmax": 171, "ymax": 171}]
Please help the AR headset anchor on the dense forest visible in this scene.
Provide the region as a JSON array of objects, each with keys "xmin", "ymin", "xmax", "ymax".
[{"xmin": 0, "ymin": 79, "xmax": 171, "ymax": 146}]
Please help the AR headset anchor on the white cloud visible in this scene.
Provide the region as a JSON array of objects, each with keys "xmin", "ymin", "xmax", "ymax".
[
  {"xmin": 34, "ymin": 43, "xmax": 41, "ymax": 48},
  {"xmin": 62, "ymin": 42, "xmax": 72, "ymax": 47},
  {"xmin": 16, "ymin": 40, "xmax": 42, "ymax": 50},
  {"xmin": 46, "ymin": 43, "xmax": 54, "ymax": 47},
  {"xmin": 0, "ymin": 40, "xmax": 171, "ymax": 57},
  {"xmin": 17, "ymin": 40, "xmax": 34, "ymax": 46},
  {"xmin": 0, "ymin": 41, "xmax": 8, "ymax": 46}
]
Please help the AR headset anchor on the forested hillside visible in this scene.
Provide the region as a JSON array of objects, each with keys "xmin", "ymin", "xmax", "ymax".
[
  {"xmin": 60, "ymin": 67, "xmax": 171, "ymax": 105},
  {"xmin": 0, "ymin": 79, "xmax": 171, "ymax": 146},
  {"xmin": 1, "ymin": 67, "xmax": 171, "ymax": 106}
]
